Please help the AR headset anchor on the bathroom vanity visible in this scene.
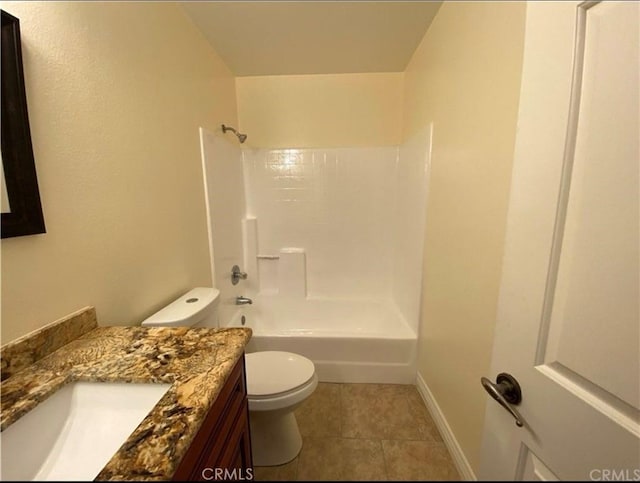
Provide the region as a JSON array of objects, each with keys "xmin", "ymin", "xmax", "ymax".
[
  {"xmin": 0, "ymin": 307, "xmax": 253, "ymax": 481},
  {"xmin": 172, "ymin": 355, "xmax": 252, "ymax": 480}
]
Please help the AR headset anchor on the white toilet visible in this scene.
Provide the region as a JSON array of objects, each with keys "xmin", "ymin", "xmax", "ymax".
[
  {"xmin": 141, "ymin": 287, "xmax": 318, "ymax": 466},
  {"xmin": 244, "ymin": 351, "xmax": 318, "ymax": 466}
]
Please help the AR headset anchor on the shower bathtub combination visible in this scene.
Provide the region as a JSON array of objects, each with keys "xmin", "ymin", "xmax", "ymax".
[
  {"xmin": 227, "ymin": 295, "xmax": 417, "ymax": 384},
  {"xmin": 203, "ymin": 133, "xmax": 431, "ymax": 386}
]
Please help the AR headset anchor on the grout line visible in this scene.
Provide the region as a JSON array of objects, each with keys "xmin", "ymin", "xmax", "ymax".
[
  {"xmin": 338, "ymin": 382, "xmax": 343, "ymax": 438},
  {"xmin": 380, "ymin": 438, "xmax": 390, "ymax": 481},
  {"xmin": 293, "ymin": 454, "xmax": 300, "ymax": 481},
  {"xmin": 377, "ymin": 436, "xmax": 446, "ymax": 444}
]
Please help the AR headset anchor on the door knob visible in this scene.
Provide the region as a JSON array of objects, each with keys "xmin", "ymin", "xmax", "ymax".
[{"xmin": 481, "ymin": 373, "xmax": 524, "ymax": 427}]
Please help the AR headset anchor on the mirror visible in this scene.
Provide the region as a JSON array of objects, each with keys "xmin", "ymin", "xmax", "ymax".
[{"xmin": 1, "ymin": 10, "xmax": 45, "ymax": 239}]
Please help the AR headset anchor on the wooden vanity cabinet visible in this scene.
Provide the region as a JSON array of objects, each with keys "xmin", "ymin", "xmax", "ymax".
[{"xmin": 173, "ymin": 355, "xmax": 253, "ymax": 481}]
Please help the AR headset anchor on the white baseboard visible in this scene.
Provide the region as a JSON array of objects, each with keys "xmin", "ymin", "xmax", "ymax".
[{"xmin": 415, "ymin": 372, "xmax": 477, "ymax": 481}]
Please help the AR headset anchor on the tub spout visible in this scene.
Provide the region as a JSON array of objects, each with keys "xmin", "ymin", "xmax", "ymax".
[{"xmin": 235, "ymin": 296, "xmax": 253, "ymax": 305}]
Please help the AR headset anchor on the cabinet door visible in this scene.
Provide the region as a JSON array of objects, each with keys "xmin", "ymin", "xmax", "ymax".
[{"xmin": 217, "ymin": 404, "xmax": 253, "ymax": 473}]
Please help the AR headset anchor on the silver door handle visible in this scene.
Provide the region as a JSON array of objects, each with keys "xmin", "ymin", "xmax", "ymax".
[{"xmin": 481, "ymin": 373, "xmax": 524, "ymax": 427}]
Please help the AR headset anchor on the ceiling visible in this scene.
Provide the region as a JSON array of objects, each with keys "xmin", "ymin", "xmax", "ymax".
[{"xmin": 181, "ymin": 2, "xmax": 442, "ymax": 77}]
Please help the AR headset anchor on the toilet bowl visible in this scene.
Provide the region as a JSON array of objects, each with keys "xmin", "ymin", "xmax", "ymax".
[
  {"xmin": 140, "ymin": 288, "xmax": 317, "ymax": 467},
  {"xmin": 245, "ymin": 351, "xmax": 318, "ymax": 466}
]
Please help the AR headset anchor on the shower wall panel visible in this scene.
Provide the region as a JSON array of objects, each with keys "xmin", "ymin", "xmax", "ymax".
[
  {"xmin": 243, "ymin": 147, "xmax": 398, "ymax": 300},
  {"xmin": 391, "ymin": 125, "xmax": 432, "ymax": 334},
  {"xmin": 201, "ymin": 128, "xmax": 246, "ymax": 326}
]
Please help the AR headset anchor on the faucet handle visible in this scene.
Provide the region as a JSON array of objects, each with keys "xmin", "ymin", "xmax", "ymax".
[{"xmin": 231, "ymin": 265, "xmax": 248, "ymax": 285}]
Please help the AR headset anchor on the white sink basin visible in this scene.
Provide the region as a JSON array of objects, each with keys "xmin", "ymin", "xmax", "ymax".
[{"xmin": 0, "ymin": 381, "xmax": 171, "ymax": 481}]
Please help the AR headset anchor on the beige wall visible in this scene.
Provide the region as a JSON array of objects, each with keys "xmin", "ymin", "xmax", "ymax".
[
  {"xmin": 0, "ymin": 2, "xmax": 238, "ymax": 343},
  {"xmin": 404, "ymin": 1, "xmax": 526, "ymax": 473},
  {"xmin": 236, "ymin": 73, "xmax": 403, "ymax": 148},
  {"xmin": 1, "ymin": 3, "xmax": 529, "ymax": 472}
]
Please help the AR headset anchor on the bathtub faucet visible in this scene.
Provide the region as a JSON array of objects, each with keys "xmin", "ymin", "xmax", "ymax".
[{"xmin": 235, "ymin": 296, "xmax": 253, "ymax": 306}]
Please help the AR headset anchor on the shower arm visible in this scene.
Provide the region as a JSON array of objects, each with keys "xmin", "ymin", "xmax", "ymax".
[
  {"xmin": 221, "ymin": 124, "xmax": 247, "ymax": 143},
  {"xmin": 221, "ymin": 124, "xmax": 239, "ymax": 135}
]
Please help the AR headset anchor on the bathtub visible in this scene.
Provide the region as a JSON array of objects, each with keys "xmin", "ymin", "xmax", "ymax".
[{"xmin": 226, "ymin": 295, "xmax": 417, "ymax": 384}]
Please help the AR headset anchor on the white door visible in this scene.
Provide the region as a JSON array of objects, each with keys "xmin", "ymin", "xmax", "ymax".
[{"xmin": 480, "ymin": 1, "xmax": 639, "ymax": 480}]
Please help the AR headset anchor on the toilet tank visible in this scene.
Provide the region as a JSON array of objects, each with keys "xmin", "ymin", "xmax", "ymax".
[{"xmin": 140, "ymin": 287, "xmax": 220, "ymax": 328}]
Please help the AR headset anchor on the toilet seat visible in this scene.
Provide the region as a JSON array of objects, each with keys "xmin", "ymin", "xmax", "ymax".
[
  {"xmin": 245, "ymin": 351, "xmax": 317, "ymax": 411},
  {"xmin": 248, "ymin": 374, "xmax": 318, "ymax": 411}
]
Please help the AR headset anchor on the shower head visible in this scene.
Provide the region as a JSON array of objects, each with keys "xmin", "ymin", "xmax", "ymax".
[{"xmin": 221, "ymin": 124, "xmax": 248, "ymax": 144}]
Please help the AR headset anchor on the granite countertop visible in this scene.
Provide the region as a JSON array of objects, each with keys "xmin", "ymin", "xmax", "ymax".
[{"xmin": 0, "ymin": 309, "xmax": 252, "ymax": 481}]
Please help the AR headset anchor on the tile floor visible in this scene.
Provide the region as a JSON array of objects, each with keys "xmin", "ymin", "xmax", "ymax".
[{"xmin": 253, "ymin": 383, "xmax": 460, "ymax": 481}]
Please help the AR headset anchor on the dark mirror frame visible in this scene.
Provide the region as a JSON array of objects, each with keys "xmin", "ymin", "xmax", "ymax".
[{"xmin": 1, "ymin": 10, "xmax": 45, "ymax": 239}]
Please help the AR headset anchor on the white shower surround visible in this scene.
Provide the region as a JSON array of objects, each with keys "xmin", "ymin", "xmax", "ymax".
[
  {"xmin": 202, "ymin": 128, "xmax": 431, "ymax": 384},
  {"xmin": 228, "ymin": 295, "xmax": 417, "ymax": 383},
  {"xmin": 242, "ymin": 146, "xmax": 399, "ymax": 302}
]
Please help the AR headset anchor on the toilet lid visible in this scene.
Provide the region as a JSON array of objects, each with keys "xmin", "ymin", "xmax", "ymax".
[{"xmin": 245, "ymin": 351, "xmax": 315, "ymax": 396}]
